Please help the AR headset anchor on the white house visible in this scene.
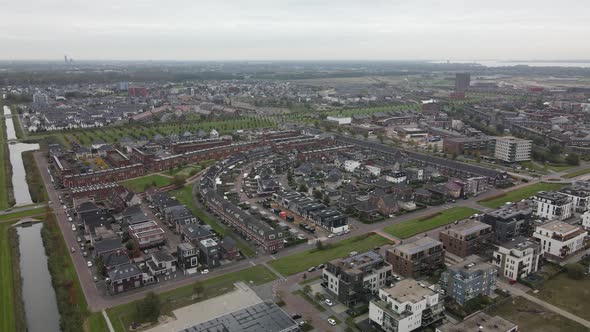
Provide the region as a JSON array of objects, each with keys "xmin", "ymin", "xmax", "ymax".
[
  {"xmin": 531, "ymin": 191, "xmax": 573, "ymax": 221},
  {"xmin": 343, "ymin": 160, "xmax": 361, "ymax": 173},
  {"xmin": 582, "ymin": 211, "xmax": 590, "ymax": 230},
  {"xmin": 493, "ymin": 237, "xmax": 542, "ymax": 280},
  {"xmin": 369, "ymin": 279, "xmax": 444, "ymax": 332},
  {"xmin": 365, "ymin": 165, "xmax": 381, "ymax": 177},
  {"xmin": 385, "ymin": 171, "xmax": 407, "ymax": 184},
  {"xmin": 533, "ymin": 221, "xmax": 587, "ymax": 260},
  {"xmin": 326, "ymin": 116, "xmax": 352, "ymax": 125}
]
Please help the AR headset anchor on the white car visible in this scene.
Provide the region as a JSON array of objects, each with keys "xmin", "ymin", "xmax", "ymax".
[
  {"xmin": 325, "ymin": 299, "xmax": 334, "ymax": 306},
  {"xmin": 328, "ymin": 234, "xmax": 336, "ymax": 238},
  {"xmin": 71, "ymin": 224, "xmax": 76, "ymax": 231},
  {"xmin": 87, "ymin": 261, "xmax": 93, "ymax": 267},
  {"xmin": 327, "ymin": 318, "xmax": 337, "ymax": 326},
  {"xmin": 201, "ymin": 269, "xmax": 209, "ymax": 275}
]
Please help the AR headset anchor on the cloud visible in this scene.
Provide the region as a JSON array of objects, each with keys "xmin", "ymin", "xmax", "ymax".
[{"xmin": 0, "ymin": 0, "xmax": 588, "ymax": 60}]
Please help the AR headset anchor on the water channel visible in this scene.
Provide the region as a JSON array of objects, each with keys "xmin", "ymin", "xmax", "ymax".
[
  {"xmin": 16, "ymin": 223, "xmax": 61, "ymax": 332},
  {"xmin": 3, "ymin": 105, "xmax": 40, "ymax": 205}
]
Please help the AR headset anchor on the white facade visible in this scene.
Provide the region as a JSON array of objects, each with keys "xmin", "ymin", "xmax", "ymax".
[
  {"xmin": 326, "ymin": 116, "xmax": 352, "ymax": 125},
  {"xmin": 493, "ymin": 240, "xmax": 542, "ymax": 280},
  {"xmin": 385, "ymin": 172, "xmax": 407, "ymax": 184},
  {"xmin": 533, "ymin": 221, "xmax": 587, "ymax": 259},
  {"xmin": 343, "ymin": 160, "xmax": 361, "ymax": 173},
  {"xmin": 582, "ymin": 211, "xmax": 590, "ymax": 230},
  {"xmin": 369, "ymin": 279, "xmax": 442, "ymax": 332},
  {"xmin": 365, "ymin": 165, "xmax": 381, "ymax": 177},
  {"xmin": 532, "ymin": 192, "xmax": 573, "ymax": 221},
  {"xmin": 494, "ymin": 137, "xmax": 531, "ymax": 162}
]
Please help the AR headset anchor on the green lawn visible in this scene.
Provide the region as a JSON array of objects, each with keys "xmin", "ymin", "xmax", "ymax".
[
  {"xmin": 520, "ymin": 161, "xmax": 545, "ymax": 172},
  {"xmin": 0, "ymin": 111, "xmax": 12, "ymax": 209},
  {"xmin": 106, "ymin": 265, "xmax": 277, "ymax": 332},
  {"xmin": 564, "ymin": 167, "xmax": 590, "ymax": 179},
  {"xmin": 0, "ymin": 222, "xmax": 18, "ymax": 332},
  {"xmin": 120, "ymin": 174, "xmax": 174, "ymax": 192},
  {"xmin": 546, "ymin": 164, "xmax": 576, "ymax": 172},
  {"xmin": 486, "ymin": 296, "xmax": 588, "ymax": 332},
  {"xmin": 268, "ymin": 233, "xmax": 392, "ymax": 276},
  {"xmin": 478, "ymin": 182, "xmax": 567, "ymax": 208},
  {"xmin": 86, "ymin": 312, "xmax": 108, "ymax": 332},
  {"xmin": 383, "ymin": 207, "xmax": 480, "ymax": 239},
  {"xmin": 165, "ymin": 164, "xmax": 202, "ymax": 177},
  {"xmin": 532, "ymin": 273, "xmax": 590, "ymax": 321},
  {"xmin": 171, "ymin": 185, "xmax": 255, "ymax": 257}
]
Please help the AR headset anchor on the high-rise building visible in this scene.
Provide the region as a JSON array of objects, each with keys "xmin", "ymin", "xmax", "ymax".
[
  {"xmin": 494, "ymin": 137, "xmax": 532, "ymax": 162},
  {"xmin": 455, "ymin": 73, "xmax": 471, "ymax": 92},
  {"xmin": 64, "ymin": 55, "xmax": 68, "ymax": 64},
  {"xmin": 33, "ymin": 92, "xmax": 49, "ymax": 106}
]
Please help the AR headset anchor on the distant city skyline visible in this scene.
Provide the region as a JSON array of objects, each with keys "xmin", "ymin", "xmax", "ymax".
[{"xmin": 1, "ymin": 0, "xmax": 589, "ymax": 61}]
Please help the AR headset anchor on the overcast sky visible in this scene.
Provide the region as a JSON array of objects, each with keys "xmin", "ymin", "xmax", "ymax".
[{"xmin": 1, "ymin": 0, "xmax": 589, "ymax": 61}]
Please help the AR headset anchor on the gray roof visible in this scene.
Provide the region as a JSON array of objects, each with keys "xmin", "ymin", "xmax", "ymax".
[
  {"xmin": 107, "ymin": 263, "xmax": 142, "ymax": 281},
  {"xmin": 179, "ymin": 301, "xmax": 298, "ymax": 332},
  {"xmin": 94, "ymin": 238, "xmax": 124, "ymax": 255}
]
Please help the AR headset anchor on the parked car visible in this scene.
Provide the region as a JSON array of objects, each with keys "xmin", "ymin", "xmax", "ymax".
[
  {"xmin": 325, "ymin": 299, "xmax": 334, "ymax": 306},
  {"xmin": 71, "ymin": 224, "xmax": 76, "ymax": 231},
  {"xmin": 291, "ymin": 313, "xmax": 302, "ymax": 320},
  {"xmin": 83, "ymin": 251, "xmax": 88, "ymax": 257},
  {"xmin": 328, "ymin": 318, "xmax": 337, "ymax": 326},
  {"xmin": 70, "ymin": 247, "xmax": 76, "ymax": 253},
  {"xmin": 328, "ymin": 234, "xmax": 336, "ymax": 238},
  {"xmin": 317, "ymin": 264, "xmax": 325, "ymax": 269},
  {"xmin": 307, "ymin": 266, "xmax": 316, "ymax": 272},
  {"xmin": 201, "ymin": 269, "xmax": 209, "ymax": 275},
  {"xmin": 87, "ymin": 261, "xmax": 93, "ymax": 267},
  {"xmin": 93, "ymin": 276, "xmax": 98, "ymax": 282}
]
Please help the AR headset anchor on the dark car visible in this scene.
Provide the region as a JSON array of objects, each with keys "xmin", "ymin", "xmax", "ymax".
[{"xmin": 291, "ymin": 313, "xmax": 302, "ymax": 320}]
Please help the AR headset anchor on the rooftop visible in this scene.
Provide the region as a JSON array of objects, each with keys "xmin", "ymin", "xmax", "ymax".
[
  {"xmin": 392, "ymin": 236, "xmax": 442, "ymax": 256},
  {"xmin": 437, "ymin": 312, "xmax": 517, "ymax": 332},
  {"xmin": 381, "ymin": 279, "xmax": 436, "ymax": 304},
  {"xmin": 537, "ymin": 220, "xmax": 580, "ymax": 235},
  {"xmin": 445, "ymin": 219, "xmax": 491, "ymax": 236}
]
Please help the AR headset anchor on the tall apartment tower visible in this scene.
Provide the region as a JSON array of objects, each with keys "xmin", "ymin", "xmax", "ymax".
[{"xmin": 455, "ymin": 73, "xmax": 471, "ymax": 92}]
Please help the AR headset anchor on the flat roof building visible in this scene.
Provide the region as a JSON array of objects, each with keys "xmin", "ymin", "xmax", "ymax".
[
  {"xmin": 386, "ymin": 237, "xmax": 445, "ymax": 278},
  {"xmin": 436, "ymin": 312, "xmax": 517, "ymax": 332}
]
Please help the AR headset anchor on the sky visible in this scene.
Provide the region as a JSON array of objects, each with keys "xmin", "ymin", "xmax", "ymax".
[{"xmin": 1, "ymin": 0, "xmax": 589, "ymax": 61}]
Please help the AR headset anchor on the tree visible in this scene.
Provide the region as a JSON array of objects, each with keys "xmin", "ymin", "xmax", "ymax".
[
  {"xmin": 565, "ymin": 153, "xmax": 580, "ymax": 166},
  {"xmin": 313, "ymin": 189, "xmax": 322, "ymax": 200},
  {"xmin": 173, "ymin": 175, "xmax": 186, "ymax": 186},
  {"xmin": 549, "ymin": 145, "xmax": 562, "ymax": 155},
  {"xmin": 298, "ymin": 183, "xmax": 308, "ymax": 193},
  {"xmin": 322, "ymin": 194, "xmax": 330, "ymax": 206},
  {"xmin": 136, "ymin": 292, "xmax": 161, "ymax": 323},
  {"xmin": 316, "ymin": 240, "xmax": 325, "ymax": 250},
  {"xmin": 565, "ymin": 263, "xmax": 585, "ymax": 280},
  {"xmin": 302, "ymin": 273, "xmax": 307, "ymax": 282},
  {"xmin": 95, "ymin": 256, "xmax": 107, "ymax": 277}
]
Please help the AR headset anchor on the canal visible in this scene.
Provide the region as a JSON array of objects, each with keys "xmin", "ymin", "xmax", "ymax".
[{"xmin": 17, "ymin": 222, "xmax": 61, "ymax": 332}]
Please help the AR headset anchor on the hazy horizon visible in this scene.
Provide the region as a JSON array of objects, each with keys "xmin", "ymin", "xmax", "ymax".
[{"xmin": 2, "ymin": 0, "xmax": 589, "ymax": 61}]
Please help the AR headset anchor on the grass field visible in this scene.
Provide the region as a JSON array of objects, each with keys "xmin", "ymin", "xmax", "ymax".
[
  {"xmin": 86, "ymin": 312, "xmax": 108, "ymax": 332},
  {"xmin": 532, "ymin": 273, "xmax": 590, "ymax": 321},
  {"xmin": 120, "ymin": 174, "xmax": 174, "ymax": 192},
  {"xmin": 486, "ymin": 296, "xmax": 588, "ymax": 332},
  {"xmin": 546, "ymin": 164, "xmax": 576, "ymax": 172},
  {"xmin": 268, "ymin": 233, "xmax": 392, "ymax": 276},
  {"xmin": 383, "ymin": 207, "xmax": 480, "ymax": 239},
  {"xmin": 171, "ymin": 184, "xmax": 255, "ymax": 257},
  {"xmin": 0, "ymin": 222, "xmax": 18, "ymax": 332},
  {"xmin": 564, "ymin": 167, "xmax": 590, "ymax": 179},
  {"xmin": 105, "ymin": 265, "xmax": 277, "ymax": 332},
  {"xmin": 478, "ymin": 182, "xmax": 567, "ymax": 208}
]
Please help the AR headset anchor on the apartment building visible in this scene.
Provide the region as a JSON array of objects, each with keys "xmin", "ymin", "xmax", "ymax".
[
  {"xmin": 531, "ymin": 191, "xmax": 573, "ymax": 221},
  {"xmin": 481, "ymin": 204, "xmax": 534, "ymax": 242},
  {"xmin": 322, "ymin": 251, "xmax": 392, "ymax": 306},
  {"xmin": 439, "ymin": 219, "xmax": 494, "ymax": 258},
  {"xmin": 386, "ymin": 237, "xmax": 445, "ymax": 278},
  {"xmin": 494, "ymin": 137, "xmax": 531, "ymax": 162},
  {"xmin": 559, "ymin": 182, "xmax": 590, "ymax": 212},
  {"xmin": 493, "ymin": 237, "xmax": 542, "ymax": 280},
  {"xmin": 437, "ymin": 312, "xmax": 518, "ymax": 332},
  {"xmin": 532, "ymin": 221, "xmax": 587, "ymax": 260},
  {"xmin": 369, "ymin": 279, "xmax": 444, "ymax": 332},
  {"xmin": 440, "ymin": 256, "xmax": 497, "ymax": 305}
]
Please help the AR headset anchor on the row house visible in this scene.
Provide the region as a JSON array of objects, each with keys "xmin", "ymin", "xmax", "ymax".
[
  {"xmin": 128, "ymin": 221, "xmax": 166, "ymax": 249},
  {"xmin": 62, "ymin": 163, "xmax": 145, "ymax": 188}
]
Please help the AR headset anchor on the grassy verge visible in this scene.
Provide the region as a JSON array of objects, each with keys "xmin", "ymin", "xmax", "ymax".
[
  {"xmin": 268, "ymin": 233, "xmax": 391, "ymax": 276},
  {"xmin": 486, "ymin": 296, "xmax": 587, "ymax": 332},
  {"xmin": 171, "ymin": 184, "xmax": 255, "ymax": 257},
  {"xmin": 23, "ymin": 151, "xmax": 47, "ymax": 203},
  {"xmin": 85, "ymin": 312, "xmax": 108, "ymax": 332},
  {"xmin": 383, "ymin": 207, "xmax": 479, "ymax": 239},
  {"xmin": 0, "ymin": 221, "xmax": 26, "ymax": 332},
  {"xmin": 0, "ymin": 207, "xmax": 46, "ymax": 222},
  {"xmin": 478, "ymin": 182, "xmax": 567, "ymax": 208},
  {"xmin": 41, "ymin": 211, "xmax": 89, "ymax": 332},
  {"xmin": 564, "ymin": 167, "xmax": 590, "ymax": 179},
  {"xmin": 106, "ymin": 265, "xmax": 276, "ymax": 332},
  {"xmin": 120, "ymin": 174, "xmax": 173, "ymax": 193},
  {"xmin": 532, "ymin": 272, "xmax": 590, "ymax": 321}
]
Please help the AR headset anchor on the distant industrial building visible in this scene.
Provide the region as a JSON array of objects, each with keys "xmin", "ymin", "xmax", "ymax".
[{"xmin": 455, "ymin": 73, "xmax": 471, "ymax": 92}]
